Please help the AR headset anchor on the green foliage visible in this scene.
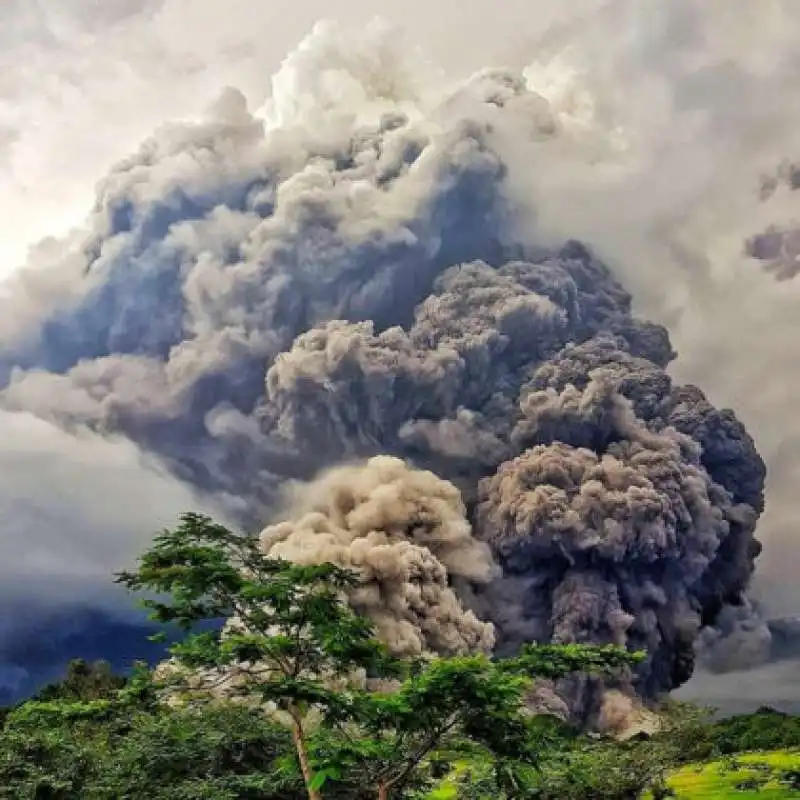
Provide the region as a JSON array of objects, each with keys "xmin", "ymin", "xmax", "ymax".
[
  {"xmin": 114, "ymin": 512, "xmax": 649, "ymax": 798},
  {"xmin": 33, "ymin": 659, "xmax": 126, "ymax": 703},
  {"xmin": 3, "ymin": 685, "xmax": 800, "ymax": 800},
  {"xmin": 97, "ymin": 703, "xmax": 305, "ymax": 799},
  {"xmin": 504, "ymin": 643, "xmax": 645, "ymax": 681},
  {"xmin": 311, "ymin": 646, "xmax": 640, "ymax": 798},
  {"xmin": 116, "ymin": 512, "xmax": 408, "ymax": 798},
  {"xmin": 8, "ymin": 699, "xmax": 115, "ymax": 725},
  {"xmin": 659, "ymin": 749, "xmax": 800, "ymax": 799},
  {"xmin": 414, "ymin": 716, "xmax": 577, "ymax": 800},
  {"xmin": 525, "ymin": 736, "xmax": 673, "ymax": 799},
  {"xmin": 709, "ymin": 707, "xmax": 800, "ymax": 755},
  {"xmin": 417, "ymin": 702, "xmax": 722, "ymax": 800},
  {"xmin": 0, "ymin": 696, "xmax": 305, "ymax": 799},
  {"xmin": 410, "ymin": 718, "xmax": 696, "ymax": 800},
  {"xmin": 115, "ymin": 513, "xmax": 400, "ymax": 691}
]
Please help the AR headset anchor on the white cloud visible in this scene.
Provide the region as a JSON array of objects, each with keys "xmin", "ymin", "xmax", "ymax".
[
  {"xmin": 0, "ymin": 408, "xmax": 209, "ymax": 604},
  {"xmin": 0, "ymin": 0, "xmax": 586, "ymax": 274}
]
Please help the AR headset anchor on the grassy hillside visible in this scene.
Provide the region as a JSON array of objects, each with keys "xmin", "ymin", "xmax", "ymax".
[{"xmin": 658, "ymin": 750, "xmax": 800, "ymax": 799}]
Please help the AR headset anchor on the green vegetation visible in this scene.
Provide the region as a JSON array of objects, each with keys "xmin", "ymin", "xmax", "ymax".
[
  {"xmin": 709, "ymin": 708, "xmax": 800, "ymax": 755},
  {"xmin": 645, "ymin": 709, "xmax": 800, "ymax": 799},
  {"xmin": 2, "ymin": 511, "xmax": 800, "ymax": 798},
  {"xmin": 656, "ymin": 751, "xmax": 800, "ymax": 799},
  {"xmin": 114, "ymin": 513, "xmax": 639, "ymax": 799},
  {"xmin": 0, "ymin": 691, "xmax": 306, "ymax": 799}
]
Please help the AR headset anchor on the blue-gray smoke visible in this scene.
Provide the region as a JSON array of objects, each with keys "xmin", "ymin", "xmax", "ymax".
[
  {"xmin": 0, "ymin": 24, "xmax": 767, "ymax": 717},
  {"xmin": 747, "ymin": 161, "xmax": 800, "ymax": 281}
]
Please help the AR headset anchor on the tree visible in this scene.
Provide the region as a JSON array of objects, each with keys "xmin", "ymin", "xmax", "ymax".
[
  {"xmin": 0, "ymin": 695, "xmax": 305, "ymax": 800},
  {"xmin": 116, "ymin": 512, "xmax": 400, "ymax": 800},
  {"xmin": 34, "ymin": 659, "xmax": 126, "ymax": 702},
  {"xmin": 117, "ymin": 512, "xmax": 643, "ymax": 800},
  {"xmin": 311, "ymin": 645, "xmax": 641, "ymax": 799},
  {"xmin": 505, "ymin": 701, "xmax": 712, "ymax": 800}
]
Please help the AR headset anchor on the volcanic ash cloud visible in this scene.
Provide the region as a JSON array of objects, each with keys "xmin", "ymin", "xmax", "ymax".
[
  {"xmin": 0, "ymin": 20, "xmax": 770, "ymax": 708},
  {"xmin": 260, "ymin": 456, "xmax": 497, "ymax": 658}
]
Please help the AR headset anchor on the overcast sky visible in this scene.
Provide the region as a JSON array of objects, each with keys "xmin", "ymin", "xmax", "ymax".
[{"xmin": 0, "ymin": 0, "xmax": 602, "ymax": 274}]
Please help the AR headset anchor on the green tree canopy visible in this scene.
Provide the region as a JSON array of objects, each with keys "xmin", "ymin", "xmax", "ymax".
[{"xmin": 117, "ymin": 512, "xmax": 643, "ymax": 799}]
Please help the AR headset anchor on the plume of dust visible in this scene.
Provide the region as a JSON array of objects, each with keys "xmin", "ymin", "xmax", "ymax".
[
  {"xmin": 154, "ymin": 454, "xmax": 499, "ymax": 722},
  {"xmin": 261, "ymin": 455, "xmax": 497, "ymax": 658}
]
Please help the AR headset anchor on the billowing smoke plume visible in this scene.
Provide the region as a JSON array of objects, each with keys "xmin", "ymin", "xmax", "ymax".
[
  {"xmin": 0, "ymin": 15, "xmax": 772, "ymax": 714},
  {"xmin": 262, "ymin": 456, "xmax": 496, "ymax": 658}
]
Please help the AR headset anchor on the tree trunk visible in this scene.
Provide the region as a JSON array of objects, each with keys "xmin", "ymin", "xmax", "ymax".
[
  {"xmin": 377, "ymin": 783, "xmax": 389, "ymax": 800},
  {"xmin": 291, "ymin": 718, "xmax": 321, "ymax": 800}
]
